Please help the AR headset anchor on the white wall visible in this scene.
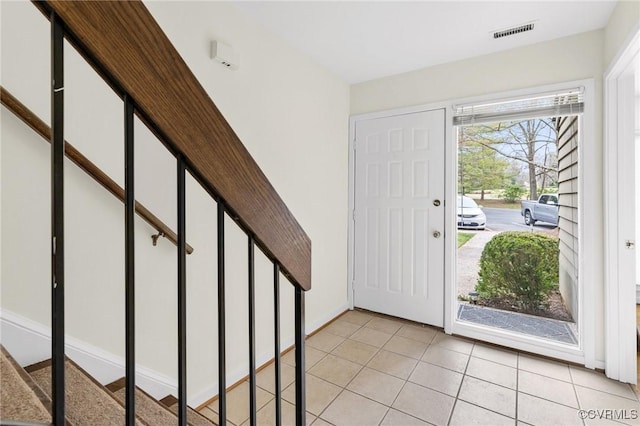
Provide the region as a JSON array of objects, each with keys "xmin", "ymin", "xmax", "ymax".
[
  {"xmin": 604, "ymin": 0, "xmax": 640, "ymax": 69},
  {"xmin": 143, "ymin": 0, "xmax": 350, "ymax": 331},
  {"xmin": 351, "ymin": 31, "xmax": 604, "ymax": 116},
  {"xmin": 1, "ymin": 0, "xmax": 350, "ymax": 405},
  {"xmin": 351, "ymin": 30, "xmax": 606, "ymax": 363}
]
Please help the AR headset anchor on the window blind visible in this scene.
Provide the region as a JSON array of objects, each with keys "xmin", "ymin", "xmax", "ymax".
[{"xmin": 453, "ymin": 88, "xmax": 584, "ymax": 126}]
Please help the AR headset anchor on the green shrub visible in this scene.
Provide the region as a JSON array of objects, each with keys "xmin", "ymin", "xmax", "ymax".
[
  {"xmin": 476, "ymin": 231, "xmax": 559, "ymax": 310},
  {"xmin": 501, "ymin": 184, "xmax": 526, "ymax": 203}
]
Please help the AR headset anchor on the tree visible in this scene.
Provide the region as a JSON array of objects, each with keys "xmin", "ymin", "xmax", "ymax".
[
  {"xmin": 502, "ymin": 183, "xmax": 527, "ymax": 203},
  {"xmin": 537, "ymin": 145, "xmax": 558, "ymax": 194},
  {"xmin": 460, "ymin": 119, "xmax": 558, "ymax": 200},
  {"xmin": 458, "ymin": 138, "xmax": 509, "ymax": 200},
  {"xmin": 506, "ymin": 119, "xmax": 558, "ymax": 200}
]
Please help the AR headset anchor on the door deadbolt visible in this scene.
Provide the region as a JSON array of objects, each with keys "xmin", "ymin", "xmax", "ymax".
[
  {"xmin": 433, "ymin": 231, "xmax": 441, "ymax": 238},
  {"xmin": 433, "ymin": 199, "xmax": 441, "ymax": 207}
]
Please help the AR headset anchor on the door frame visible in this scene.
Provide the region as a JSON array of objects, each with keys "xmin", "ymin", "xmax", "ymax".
[
  {"xmin": 349, "ymin": 79, "xmax": 597, "ymax": 367},
  {"xmin": 348, "ymin": 103, "xmax": 455, "ymax": 333},
  {"xmin": 603, "ymin": 25, "xmax": 640, "ymax": 384}
]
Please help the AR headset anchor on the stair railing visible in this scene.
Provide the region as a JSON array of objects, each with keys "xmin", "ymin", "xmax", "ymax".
[
  {"xmin": 26, "ymin": 1, "xmax": 311, "ymax": 425},
  {"xmin": 0, "ymin": 87, "xmax": 194, "ymax": 255}
]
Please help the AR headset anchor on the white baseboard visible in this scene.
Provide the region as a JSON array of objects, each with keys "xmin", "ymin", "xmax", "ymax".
[
  {"xmin": 1, "ymin": 309, "xmax": 51, "ymax": 367},
  {"xmin": 2, "ymin": 303, "xmax": 350, "ymax": 409},
  {"xmin": 189, "ymin": 302, "xmax": 350, "ymax": 408},
  {"xmin": 189, "ymin": 336, "xmax": 295, "ymax": 408},
  {"xmin": 307, "ymin": 302, "xmax": 350, "ymax": 335},
  {"xmin": 0, "ymin": 309, "xmax": 176, "ymax": 401},
  {"xmin": 636, "ymin": 284, "xmax": 640, "ymax": 304}
]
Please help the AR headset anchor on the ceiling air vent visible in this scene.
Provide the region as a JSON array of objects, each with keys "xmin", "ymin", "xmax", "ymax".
[{"xmin": 493, "ymin": 23, "xmax": 535, "ymax": 39}]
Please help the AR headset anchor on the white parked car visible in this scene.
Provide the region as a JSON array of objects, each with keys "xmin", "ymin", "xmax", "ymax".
[{"xmin": 457, "ymin": 195, "xmax": 486, "ymax": 230}]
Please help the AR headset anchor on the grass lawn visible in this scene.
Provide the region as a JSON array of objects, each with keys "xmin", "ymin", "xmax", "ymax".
[
  {"xmin": 457, "ymin": 232, "xmax": 475, "ymax": 248},
  {"xmin": 473, "ymin": 199, "xmax": 521, "ymax": 210}
]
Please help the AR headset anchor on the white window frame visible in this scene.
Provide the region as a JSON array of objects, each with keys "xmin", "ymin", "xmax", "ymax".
[{"xmin": 448, "ymin": 80, "xmax": 595, "ymax": 367}]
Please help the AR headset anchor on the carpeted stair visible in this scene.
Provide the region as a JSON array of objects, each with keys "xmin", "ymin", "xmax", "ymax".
[
  {"xmin": 106, "ymin": 378, "xmax": 215, "ymax": 426},
  {"xmin": 0, "ymin": 344, "xmax": 216, "ymax": 426},
  {"xmin": 0, "ymin": 346, "xmax": 51, "ymax": 425},
  {"xmin": 159, "ymin": 395, "xmax": 217, "ymax": 426},
  {"xmin": 105, "ymin": 378, "xmax": 177, "ymax": 426},
  {"xmin": 27, "ymin": 358, "xmax": 148, "ymax": 426}
]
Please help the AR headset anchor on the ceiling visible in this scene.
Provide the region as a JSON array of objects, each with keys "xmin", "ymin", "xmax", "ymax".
[{"xmin": 234, "ymin": 1, "xmax": 618, "ymax": 84}]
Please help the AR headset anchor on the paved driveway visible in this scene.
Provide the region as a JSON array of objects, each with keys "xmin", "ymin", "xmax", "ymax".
[{"xmin": 483, "ymin": 207, "xmax": 557, "ymax": 232}]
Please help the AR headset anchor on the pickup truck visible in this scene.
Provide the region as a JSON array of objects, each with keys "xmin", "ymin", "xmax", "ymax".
[{"xmin": 521, "ymin": 194, "xmax": 559, "ymax": 226}]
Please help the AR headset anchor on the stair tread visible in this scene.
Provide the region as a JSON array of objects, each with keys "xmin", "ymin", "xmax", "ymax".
[
  {"xmin": 29, "ymin": 358, "xmax": 146, "ymax": 426},
  {"xmin": 108, "ymin": 378, "xmax": 216, "ymax": 426},
  {"xmin": 167, "ymin": 402, "xmax": 217, "ymax": 426},
  {"xmin": 1, "ymin": 345, "xmax": 51, "ymax": 424},
  {"xmin": 110, "ymin": 382, "xmax": 179, "ymax": 426}
]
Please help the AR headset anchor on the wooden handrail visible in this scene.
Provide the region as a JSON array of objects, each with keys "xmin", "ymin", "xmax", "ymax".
[
  {"xmin": 1, "ymin": 86, "xmax": 194, "ymax": 255},
  {"xmin": 34, "ymin": 0, "xmax": 311, "ymax": 290}
]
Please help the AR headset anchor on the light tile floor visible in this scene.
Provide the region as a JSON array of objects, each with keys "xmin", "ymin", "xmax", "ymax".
[{"xmin": 200, "ymin": 309, "xmax": 640, "ymax": 426}]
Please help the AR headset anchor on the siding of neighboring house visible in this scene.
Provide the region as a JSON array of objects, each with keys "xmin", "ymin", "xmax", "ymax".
[{"xmin": 556, "ymin": 116, "xmax": 580, "ymax": 318}]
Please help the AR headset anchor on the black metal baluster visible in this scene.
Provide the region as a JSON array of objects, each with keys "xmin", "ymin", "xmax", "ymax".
[
  {"xmin": 51, "ymin": 11, "xmax": 66, "ymax": 426},
  {"xmin": 273, "ymin": 264, "xmax": 282, "ymax": 426},
  {"xmin": 294, "ymin": 287, "xmax": 306, "ymax": 426},
  {"xmin": 217, "ymin": 202, "xmax": 227, "ymax": 426},
  {"xmin": 177, "ymin": 155, "xmax": 187, "ymax": 426},
  {"xmin": 124, "ymin": 95, "xmax": 136, "ymax": 426},
  {"xmin": 248, "ymin": 236, "xmax": 256, "ymax": 426}
]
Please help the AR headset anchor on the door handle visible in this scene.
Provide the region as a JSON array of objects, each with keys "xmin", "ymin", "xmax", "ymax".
[
  {"xmin": 433, "ymin": 231, "xmax": 441, "ymax": 239},
  {"xmin": 433, "ymin": 199, "xmax": 441, "ymax": 207}
]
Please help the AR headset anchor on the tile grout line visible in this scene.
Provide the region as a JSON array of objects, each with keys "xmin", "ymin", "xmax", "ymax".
[
  {"xmin": 312, "ymin": 316, "xmax": 373, "ymax": 424},
  {"xmin": 219, "ymin": 309, "xmax": 629, "ymax": 426},
  {"xmin": 320, "ymin": 311, "xmax": 623, "ymax": 425},
  {"xmin": 568, "ymin": 367, "xmax": 588, "ymax": 426},
  {"xmin": 320, "ymin": 315, "xmax": 436, "ymax": 425},
  {"xmin": 449, "ymin": 344, "xmax": 524, "ymax": 423},
  {"xmin": 380, "ymin": 324, "xmax": 435, "ymax": 426},
  {"xmin": 382, "ymin": 333, "xmax": 488, "ymax": 425},
  {"xmin": 569, "ymin": 375, "xmax": 640, "ymax": 403},
  {"xmin": 326, "ymin": 310, "xmax": 640, "ymax": 425},
  {"xmin": 317, "ymin": 316, "xmax": 403, "ymax": 425},
  {"xmin": 447, "ymin": 340, "xmax": 475, "ymax": 426}
]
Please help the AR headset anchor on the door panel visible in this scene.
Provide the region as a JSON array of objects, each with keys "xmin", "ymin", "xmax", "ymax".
[{"xmin": 354, "ymin": 109, "xmax": 445, "ymax": 326}]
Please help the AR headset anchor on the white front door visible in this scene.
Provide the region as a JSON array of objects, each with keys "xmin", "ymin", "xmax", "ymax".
[{"xmin": 353, "ymin": 109, "xmax": 445, "ymax": 326}]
